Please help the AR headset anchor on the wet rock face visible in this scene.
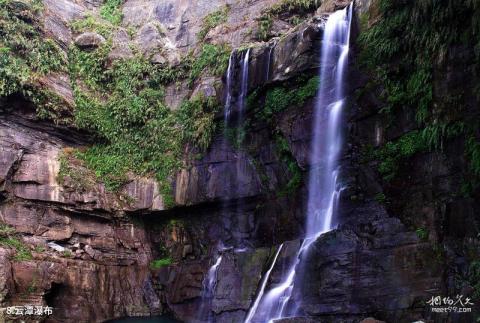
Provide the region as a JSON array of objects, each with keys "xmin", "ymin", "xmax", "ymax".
[
  {"xmin": 293, "ymin": 203, "xmax": 442, "ymax": 322},
  {"xmin": 153, "ymin": 246, "xmax": 273, "ymax": 323}
]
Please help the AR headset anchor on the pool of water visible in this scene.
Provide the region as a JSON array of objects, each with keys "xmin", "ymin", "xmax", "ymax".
[{"xmin": 105, "ymin": 316, "xmax": 181, "ymax": 323}]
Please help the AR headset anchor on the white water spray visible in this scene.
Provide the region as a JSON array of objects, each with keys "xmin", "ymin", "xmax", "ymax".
[{"xmin": 244, "ymin": 4, "xmax": 353, "ymax": 322}]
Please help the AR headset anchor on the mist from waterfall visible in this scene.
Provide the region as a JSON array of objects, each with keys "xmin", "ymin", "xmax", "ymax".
[{"xmin": 244, "ymin": 4, "xmax": 353, "ymax": 322}]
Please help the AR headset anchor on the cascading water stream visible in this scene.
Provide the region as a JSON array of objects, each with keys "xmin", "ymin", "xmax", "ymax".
[
  {"xmin": 238, "ymin": 48, "xmax": 251, "ymax": 118},
  {"xmin": 243, "ymin": 244, "xmax": 284, "ymax": 323},
  {"xmin": 198, "ymin": 47, "xmax": 252, "ymax": 323},
  {"xmin": 224, "ymin": 52, "xmax": 235, "ymax": 120},
  {"xmin": 265, "ymin": 42, "xmax": 275, "ymax": 81},
  {"xmin": 244, "ymin": 4, "xmax": 353, "ymax": 322},
  {"xmin": 197, "ymin": 251, "xmax": 222, "ymax": 322},
  {"xmin": 203, "ymin": 254, "xmax": 223, "ymax": 298}
]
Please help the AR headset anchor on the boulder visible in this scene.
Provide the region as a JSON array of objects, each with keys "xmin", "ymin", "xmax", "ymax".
[{"xmin": 74, "ymin": 32, "xmax": 106, "ymax": 49}]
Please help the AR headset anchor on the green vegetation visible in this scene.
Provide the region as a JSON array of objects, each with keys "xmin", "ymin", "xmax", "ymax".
[
  {"xmin": 374, "ymin": 192, "xmax": 387, "ymax": 203},
  {"xmin": 57, "ymin": 148, "xmax": 96, "ymax": 192},
  {"xmin": 358, "ymin": 0, "xmax": 480, "ymax": 190},
  {"xmin": 267, "ymin": 0, "xmax": 320, "ymax": 15},
  {"xmin": 263, "ymin": 76, "xmax": 318, "ymax": 119},
  {"xmin": 150, "ymin": 257, "xmax": 173, "ymax": 269},
  {"xmin": 248, "ymin": 75, "xmax": 319, "ymax": 122},
  {"xmin": 415, "ymin": 227, "xmax": 429, "ymax": 241},
  {"xmin": 100, "ymin": 0, "xmax": 124, "ymax": 25},
  {"xmin": 66, "ymin": 38, "xmax": 222, "ymax": 202},
  {"xmin": 27, "ymin": 278, "xmax": 37, "ymax": 294},
  {"xmin": 178, "ymin": 95, "xmax": 219, "ymax": 151},
  {"xmin": 70, "ymin": 91, "xmax": 218, "ymax": 200},
  {"xmin": 70, "ymin": 14, "xmax": 116, "ymax": 37},
  {"xmin": 62, "ymin": 250, "xmax": 73, "ymax": 258},
  {"xmin": 374, "ymin": 131, "xmax": 426, "ymax": 182},
  {"xmin": 469, "ymin": 261, "xmax": 480, "ymax": 300},
  {"xmin": 275, "ymin": 134, "xmax": 302, "ymax": 196},
  {"xmin": 240, "ymin": 76, "xmax": 318, "ymax": 196},
  {"xmin": 0, "ymin": 223, "xmax": 14, "ymax": 236},
  {"xmin": 0, "ymin": 0, "xmax": 67, "ymax": 121},
  {"xmin": 257, "ymin": 0, "xmax": 320, "ymax": 40},
  {"xmin": 197, "ymin": 6, "xmax": 230, "ymax": 40},
  {"xmin": 1, "ymin": 0, "xmax": 231, "ymax": 203},
  {"xmin": 189, "ymin": 44, "xmax": 231, "ymax": 84},
  {"xmin": 34, "ymin": 245, "xmax": 45, "ymax": 253},
  {"xmin": 257, "ymin": 15, "xmax": 273, "ymax": 41},
  {"xmin": 224, "ymin": 123, "xmax": 247, "ymax": 150},
  {"xmin": 0, "ymin": 223, "xmax": 32, "ymax": 261}
]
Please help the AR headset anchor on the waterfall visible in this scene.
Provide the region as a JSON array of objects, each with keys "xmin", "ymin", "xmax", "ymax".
[
  {"xmin": 224, "ymin": 48, "xmax": 251, "ymax": 128},
  {"xmin": 224, "ymin": 52, "xmax": 235, "ymax": 120},
  {"xmin": 203, "ymin": 254, "xmax": 223, "ymax": 298},
  {"xmin": 265, "ymin": 42, "xmax": 275, "ymax": 82},
  {"xmin": 244, "ymin": 4, "xmax": 353, "ymax": 322},
  {"xmin": 197, "ymin": 251, "xmax": 223, "ymax": 323},
  {"xmin": 244, "ymin": 244, "xmax": 284, "ymax": 323},
  {"xmin": 237, "ymin": 48, "xmax": 251, "ymax": 125},
  {"xmin": 198, "ymin": 47, "xmax": 252, "ymax": 323}
]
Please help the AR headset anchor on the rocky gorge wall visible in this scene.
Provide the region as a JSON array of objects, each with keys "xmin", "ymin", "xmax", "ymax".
[{"xmin": 0, "ymin": 0, "xmax": 479, "ymax": 323}]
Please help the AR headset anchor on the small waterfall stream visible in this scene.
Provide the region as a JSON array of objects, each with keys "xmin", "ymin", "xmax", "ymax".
[
  {"xmin": 203, "ymin": 254, "xmax": 223, "ymax": 299},
  {"xmin": 243, "ymin": 244, "xmax": 284, "ymax": 323},
  {"xmin": 244, "ymin": 4, "xmax": 353, "ymax": 322},
  {"xmin": 198, "ymin": 47, "xmax": 251, "ymax": 323},
  {"xmin": 265, "ymin": 42, "xmax": 275, "ymax": 82}
]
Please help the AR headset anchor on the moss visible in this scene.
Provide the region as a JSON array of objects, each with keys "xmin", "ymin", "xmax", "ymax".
[
  {"xmin": 415, "ymin": 227, "xmax": 429, "ymax": 241},
  {"xmin": 197, "ymin": 5, "xmax": 230, "ymax": 40},
  {"xmin": 275, "ymin": 134, "xmax": 302, "ymax": 197},
  {"xmin": 252, "ymin": 75, "xmax": 319, "ymax": 122},
  {"xmin": 150, "ymin": 257, "xmax": 173, "ymax": 269},
  {"xmin": 374, "ymin": 192, "xmax": 387, "ymax": 204}
]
